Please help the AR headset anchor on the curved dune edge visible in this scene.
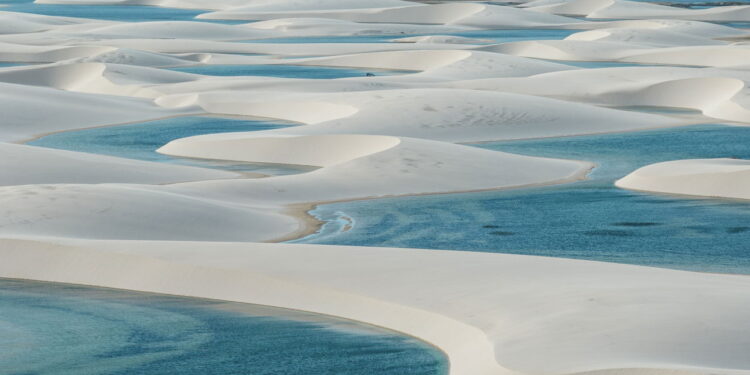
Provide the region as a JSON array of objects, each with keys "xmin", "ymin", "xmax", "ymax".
[
  {"xmin": 158, "ymin": 134, "xmax": 402, "ymax": 167},
  {"xmin": 524, "ymin": 0, "xmax": 750, "ymax": 22},
  {"xmin": 0, "ymin": 143, "xmax": 241, "ymax": 186},
  {"xmin": 616, "ymin": 158, "xmax": 750, "ymax": 201},
  {"xmin": 3, "ymin": 238, "xmax": 750, "ymax": 375},
  {"xmin": 0, "ymin": 134, "xmax": 592, "ymax": 242}
]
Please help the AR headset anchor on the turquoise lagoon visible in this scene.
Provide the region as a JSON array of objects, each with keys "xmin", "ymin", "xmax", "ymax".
[
  {"xmin": 298, "ymin": 125, "xmax": 750, "ymax": 274},
  {"xmin": 28, "ymin": 116, "xmax": 312, "ymax": 175},
  {"xmin": 0, "ymin": 278, "xmax": 447, "ymax": 375}
]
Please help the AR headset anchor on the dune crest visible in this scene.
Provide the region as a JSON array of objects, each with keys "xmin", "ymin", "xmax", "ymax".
[{"xmin": 617, "ymin": 158, "xmax": 750, "ymax": 200}]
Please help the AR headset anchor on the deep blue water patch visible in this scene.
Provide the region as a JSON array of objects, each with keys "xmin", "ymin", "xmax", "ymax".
[
  {"xmin": 0, "ymin": 278, "xmax": 447, "ymax": 375},
  {"xmin": 297, "ymin": 125, "xmax": 750, "ymax": 274},
  {"xmin": 168, "ymin": 64, "xmax": 409, "ymax": 78},
  {"xmin": 28, "ymin": 116, "xmax": 310, "ymax": 175}
]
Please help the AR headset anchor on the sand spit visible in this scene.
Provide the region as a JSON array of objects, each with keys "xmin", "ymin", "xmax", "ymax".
[
  {"xmin": 3, "ymin": 238, "xmax": 750, "ymax": 375},
  {"xmin": 616, "ymin": 158, "xmax": 750, "ymax": 200}
]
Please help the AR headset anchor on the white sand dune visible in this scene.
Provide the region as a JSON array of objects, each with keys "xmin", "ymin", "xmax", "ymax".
[
  {"xmin": 391, "ymin": 35, "xmax": 494, "ymax": 45},
  {"xmin": 199, "ymin": 2, "xmax": 582, "ymax": 29},
  {"xmin": 0, "ymin": 62, "xmax": 199, "ymax": 98},
  {"xmin": 178, "ymin": 89, "xmax": 677, "ymax": 142},
  {"xmin": 0, "ymin": 10, "xmax": 90, "ymax": 34},
  {"xmin": 4, "ymin": 238, "xmax": 750, "ymax": 375},
  {"xmin": 0, "ymin": 81, "xmax": 189, "ymax": 142},
  {"xmin": 0, "ymin": 143, "xmax": 239, "ymax": 186},
  {"xmin": 451, "ymin": 67, "xmax": 750, "ymax": 124},
  {"xmin": 246, "ymin": 18, "xmax": 467, "ymax": 38},
  {"xmin": 0, "ymin": 185, "xmax": 298, "ymax": 241},
  {"xmin": 525, "ymin": 0, "xmax": 750, "ymax": 22},
  {"xmin": 290, "ymin": 49, "xmax": 574, "ymax": 80},
  {"xmin": 162, "ymin": 134, "xmax": 402, "ymax": 167},
  {"xmin": 159, "ymin": 134, "xmax": 591, "ymax": 205},
  {"xmin": 0, "ymin": 42, "xmax": 115, "ymax": 63},
  {"xmin": 0, "ymin": 134, "xmax": 590, "ymax": 241},
  {"xmin": 74, "ymin": 21, "xmax": 274, "ymax": 41},
  {"xmin": 616, "ymin": 158, "xmax": 750, "ymax": 200},
  {"xmin": 76, "ymin": 48, "xmax": 210, "ymax": 67},
  {"xmin": 34, "ymin": 0, "xmax": 248, "ymax": 11},
  {"xmin": 489, "ymin": 40, "xmax": 750, "ymax": 68},
  {"xmin": 210, "ymin": 0, "xmax": 414, "ymax": 13}
]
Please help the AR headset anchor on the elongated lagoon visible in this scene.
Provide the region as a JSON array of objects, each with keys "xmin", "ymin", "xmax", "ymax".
[
  {"xmin": 298, "ymin": 125, "xmax": 750, "ymax": 274},
  {"xmin": 28, "ymin": 116, "xmax": 312, "ymax": 175}
]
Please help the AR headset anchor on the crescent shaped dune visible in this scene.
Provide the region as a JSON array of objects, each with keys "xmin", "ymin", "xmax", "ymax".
[{"xmin": 616, "ymin": 158, "xmax": 750, "ymax": 200}]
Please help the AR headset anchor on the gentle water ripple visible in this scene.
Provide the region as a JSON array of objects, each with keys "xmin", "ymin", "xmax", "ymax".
[
  {"xmin": 0, "ymin": 278, "xmax": 447, "ymax": 375},
  {"xmin": 299, "ymin": 125, "xmax": 750, "ymax": 274}
]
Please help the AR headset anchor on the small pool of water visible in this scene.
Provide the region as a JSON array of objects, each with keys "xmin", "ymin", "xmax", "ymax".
[
  {"xmin": 0, "ymin": 278, "xmax": 447, "ymax": 375},
  {"xmin": 28, "ymin": 116, "xmax": 310, "ymax": 175},
  {"xmin": 0, "ymin": 0, "xmax": 244, "ymax": 24},
  {"xmin": 297, "ymin": 125, "xmax": 750, "ymax": 274},
  {"xmin": 168, "ymin": 64, "xmax": 409, "ymax": 79}
]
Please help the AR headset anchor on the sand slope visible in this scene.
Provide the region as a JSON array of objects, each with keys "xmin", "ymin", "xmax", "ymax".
[
  {"xmin": 0, "ymin": 81, "xmax": 189, "ymax": 142},
  {"xmin": 616, "ymin": 158, "xmax": 750, "ymax": 200},
  {"xmin": 0, "ymin": 143, "xmax": 239, "ymax": 186},
  {"xmin": 3, "ymin": 238, "xmax": 750, "ymax": 375}
]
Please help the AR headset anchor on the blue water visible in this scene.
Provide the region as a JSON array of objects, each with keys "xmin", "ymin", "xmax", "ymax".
[
  {"xmin": 28, "ymin": 116, "xmax": 312, "ymax": 175},
  {"xmin": 0, "ymin": 278, "xmax": 447, "ymax": 375},
  {"xmin": 246, "ymin": 29, "xmax": 578, "ymax": 45},
  {"xmin": 298, "ymin": 125, "xmax": 750, "ymax": 274},
  {"xmin": 0, "ymin": 0, "xmax": 244, "ymax": 23},
  {"xmin": 168, "ymin": 64, "xmax": 410, "ymax": 78}
]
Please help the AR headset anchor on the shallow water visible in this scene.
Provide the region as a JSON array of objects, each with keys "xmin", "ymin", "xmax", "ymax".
[
  {"xmin": 0, "ymin": 278, "xmax": 447, "ymax": 375},
  {"xmin": 168, "ymin": 64, "xmax": 409, "ymax": 78},
  {"xmin": 298, "ymin": 125, "xmax": 750, "ymax": 274},
  {"xmin": 28, "ymin": 116, "xmax": 311, "ymax": 175}
]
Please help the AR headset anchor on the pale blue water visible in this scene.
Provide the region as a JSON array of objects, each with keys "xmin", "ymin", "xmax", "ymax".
[
  {"xmin": 0, "ymin": 0, "xmax": 243, "ymax": 23},
  {"xmin": 0, "ymin": 278, "xmax": 447, "ymax": 375},
  {"xmin": 168, "ymin": 64, "xmax": 410, "ymax": 78},
  {"xmin": 28, "ymin": 116, "xmax": 312, "ymax": 175},
  {"xmin": 298, "ymin": 125, "xmax": 750, "ymax": 274}
]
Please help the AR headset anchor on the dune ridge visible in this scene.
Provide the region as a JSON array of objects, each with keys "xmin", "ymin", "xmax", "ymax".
[
  {"xmin": 616, "ymin": 158, "xmax": 750, "ymax": 200},
  {"xmin": 4, "ymin": 238, "xmax": 750, "ymax": 375}
]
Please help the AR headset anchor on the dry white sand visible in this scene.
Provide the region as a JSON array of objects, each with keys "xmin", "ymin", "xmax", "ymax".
[
  {"xmin": 617, "ymin": 158, "xmax": 750, "ymax": 200},
  {"xmin": 2, "ymin": 0, "xmax": 750, "ymax": 374},
  {"xmin": 4, "ymin": 237, "xmax": 750, "ymax": 375}
]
